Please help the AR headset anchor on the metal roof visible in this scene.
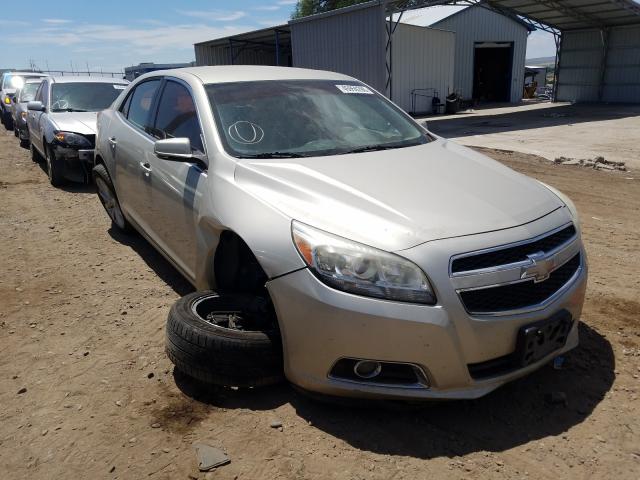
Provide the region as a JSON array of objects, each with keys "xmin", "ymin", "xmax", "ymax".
[
  {"xmin": 194, "ymin": 24, "xmax": 290, "ymax": 47},
  {"xmin": 487, "ymin": 0, "xmax": 640, "ymax": 30},
  {"xmin": 386, "ymin": 0, "xmax": 640, "ymax": 31}
]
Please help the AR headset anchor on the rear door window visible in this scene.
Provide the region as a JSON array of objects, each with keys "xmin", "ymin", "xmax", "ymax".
[
  {"xmin": 153, "ymin": 80, "xmax": 204, "ymax": 153},
  {"xmin": 126, "ymin": 79, "xmax": 161, "ymax": 131}
]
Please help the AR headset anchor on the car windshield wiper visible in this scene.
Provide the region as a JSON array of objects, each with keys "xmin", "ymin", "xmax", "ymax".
[
  {"xmin": 239, "ymin": 152, "xmax": 308, "ymax": 159},
  {"xmin": 53, "ymin": 108, "xmax": 89, "ymax": 112},
  {"xmin": 338, "ymin": 143, "xmax": 419, "ymax": 155}
]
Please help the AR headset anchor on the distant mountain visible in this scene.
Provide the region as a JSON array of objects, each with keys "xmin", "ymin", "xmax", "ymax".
[{"xmin": 526, "ymin": 56, "xmax": 556, "ymax": 66}]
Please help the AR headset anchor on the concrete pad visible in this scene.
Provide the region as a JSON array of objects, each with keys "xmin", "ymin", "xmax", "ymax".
[{"xmin": 421, "ymin": 101, "xmax": 640, "ymax": 171}]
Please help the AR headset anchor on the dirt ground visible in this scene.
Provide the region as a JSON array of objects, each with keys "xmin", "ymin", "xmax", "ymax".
[{"xmin": 0, "ymin": 129, "xmax": 639, "ymax": 480}]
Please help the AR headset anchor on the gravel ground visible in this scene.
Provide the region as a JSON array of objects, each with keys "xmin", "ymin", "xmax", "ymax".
[{"xmin": 0, "ymin": 129, "xmax": 639, "ymax": 480}]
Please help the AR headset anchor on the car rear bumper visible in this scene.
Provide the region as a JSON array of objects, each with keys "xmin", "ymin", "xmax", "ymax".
[{"xmin": 266, "ymin": 209, "xmax": 587, "ymax": 400}]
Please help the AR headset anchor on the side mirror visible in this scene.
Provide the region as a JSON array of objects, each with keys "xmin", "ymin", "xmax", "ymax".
[
  {"xmin": 27, "ymin": 101, "xmax": 45, "ymax": 112},
  {"xmin": 154, "ymin": 138, "xmax": 193, "ymax": 161}
]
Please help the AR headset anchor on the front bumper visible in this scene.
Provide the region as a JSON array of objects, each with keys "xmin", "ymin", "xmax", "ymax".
[
  {"xmin": 52, "ymin": 145, "xmax": 95, "ymax": 181},
  {"xmin": 267, "ymin": 208, "xmax": 587, "ymax": 400},
  {"xmin": 15, "ymin": 118, "xmax": 29, "ymax": 139}
]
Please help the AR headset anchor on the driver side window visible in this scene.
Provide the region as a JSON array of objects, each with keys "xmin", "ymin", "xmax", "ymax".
[{"xmin": 153, "ymin": 81, "xmax": 204, "ymax": 153}]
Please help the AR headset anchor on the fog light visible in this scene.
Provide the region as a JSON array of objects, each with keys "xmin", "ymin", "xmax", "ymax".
[{"xmin": 353, "ymin": 360, "xmax": 382, "ymax": 379}]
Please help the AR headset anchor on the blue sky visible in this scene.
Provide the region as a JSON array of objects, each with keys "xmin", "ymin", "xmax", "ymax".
[{"xmin": 1, "ymin": 1, "xmax": 557, "ymax": 73}]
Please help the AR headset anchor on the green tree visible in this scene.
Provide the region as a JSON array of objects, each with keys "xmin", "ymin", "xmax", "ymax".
[{"xmin": 291, "ymin": 0, "xmax": 371, "ymax": 19}]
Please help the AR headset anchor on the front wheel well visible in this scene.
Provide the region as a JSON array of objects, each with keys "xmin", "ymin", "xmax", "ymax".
[{"xmin": 213, "ymin": 231, "xmax": 269, "ymax": 295}]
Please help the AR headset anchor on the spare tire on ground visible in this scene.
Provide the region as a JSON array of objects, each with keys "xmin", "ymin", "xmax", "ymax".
[{"xmin": 165, "ymin": 291, "xmax": 284, "ymax": 388}]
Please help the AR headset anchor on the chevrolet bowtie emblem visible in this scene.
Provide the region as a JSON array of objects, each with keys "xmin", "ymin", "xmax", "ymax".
[{"xmin": 521, "ymin": 251, "xmax": 555, "ymax": 283}]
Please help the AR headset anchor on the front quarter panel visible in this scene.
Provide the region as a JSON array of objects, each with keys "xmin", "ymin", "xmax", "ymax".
[{"xmin": 193, "ymin": 164, "xmax": 306, "ymax": 290}]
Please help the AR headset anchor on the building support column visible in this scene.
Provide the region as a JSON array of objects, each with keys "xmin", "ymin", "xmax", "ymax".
[
  {"xmin": 552, "ymin": 32, "xmax": 563, "ymax": 102},
  {"xmin": 384, "ymin": 10, "xmax": 403, "ymax": 101},
  {"xmin": 598, "ymin": 28, "xmax": 610, "ymax": 102}
]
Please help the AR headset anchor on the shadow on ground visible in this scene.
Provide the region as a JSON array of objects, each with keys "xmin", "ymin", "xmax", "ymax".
[
  {"xmin": 108, "ymin": 227, "xmax": 193, "ymax": 297},
  {"xmin": 34, "ymin": 160, "xmax": 96, "ymax": 193},
  {"xmin": 426, "ymin": 102, "xmax": 640, "ymax": 139},
  {"xmin": 175, "ymin": 322, "xmax": 614, "ymax": 459}
]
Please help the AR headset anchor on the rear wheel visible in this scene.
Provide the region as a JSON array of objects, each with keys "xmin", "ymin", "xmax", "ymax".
[
  {"xmin": 92, "ymin": 163, "xmax": 132, "ymax": 232},
  {"xmin": 45, "ymin": 144, "xmax": 65, "ymax": 187}
]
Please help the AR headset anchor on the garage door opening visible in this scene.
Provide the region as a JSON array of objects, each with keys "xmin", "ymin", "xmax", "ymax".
[{"xmin": 473, "ymin": 42, "xmax": 514, "ymax": 102}]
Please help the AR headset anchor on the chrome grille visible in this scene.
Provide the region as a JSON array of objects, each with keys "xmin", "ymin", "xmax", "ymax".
[
  {"xmin": 450, "ymin": 223, "xmax": 582, "ymax": 316},
  {"xmin": 459, "ymin": 254, "xmax": 581, "ymax": 314}
]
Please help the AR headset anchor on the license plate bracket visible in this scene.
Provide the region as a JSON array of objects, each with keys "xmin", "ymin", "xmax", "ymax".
[{"xmin": 515, "ymin": 310, "xmax": 573, "ymax": 368}]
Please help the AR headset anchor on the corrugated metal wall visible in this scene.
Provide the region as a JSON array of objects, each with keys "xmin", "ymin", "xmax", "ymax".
[
  {"xmin": 290, "ymin": 3, "xmax": 386, "ymax": 93},
  {"xmin": 195, "ymin": 43, "xmax": 276, "ymax": 66},
  {"xmin": 557, "ymin": 25, "xmax": 640, "ymax": 103},
  {"xmin": 391, "ymin": 24, "xmax": 455, "ymax": 113},
  {"xmin": 432, "ymin": 6, "xmax": 528, "ymax": 103}
]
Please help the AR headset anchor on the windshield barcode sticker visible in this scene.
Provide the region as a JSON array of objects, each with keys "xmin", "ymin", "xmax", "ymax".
[
  {"xmin": 336, "ymin": 84, "xmax": 373, "ymax": 94},
  {"xmin": 113, "ymin": 85, "xmax": 126, "ymax": 90}
]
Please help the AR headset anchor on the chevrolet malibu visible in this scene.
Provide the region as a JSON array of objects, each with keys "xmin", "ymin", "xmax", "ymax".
[{"xmin": 93, "ymin": 66, "xmax": 587, "ymax": 400}]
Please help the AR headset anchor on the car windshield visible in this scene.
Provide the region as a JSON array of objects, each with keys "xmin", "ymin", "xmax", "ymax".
[
  {"xmin": 205, "ymin": 80, "xmax": 431, "ymax": 158},
  {"xmin": 19, "ymin": 82, "xmax": 40, "ymax": 102},
  {"xmin": 50, "ymin": 82, "xmax": 126, "ymax": 112},
  {"xmin": 2, "ymin": 74, "xmax": 44, "ymax": 90}
]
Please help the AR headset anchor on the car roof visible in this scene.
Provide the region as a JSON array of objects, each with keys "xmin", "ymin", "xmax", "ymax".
[
  {"xmin": 141, "ymin": 65, "xmax": 356, "ymax": 85},
  {"xmin": 49, "ymin": 76, "xmax": 128, "ymax": 84},
  {"xmin": 3, "ymin": 71, "xmax": 48, "ymax": 77},
  {"xmin": 24, "ymin": 78, "xmax": 44, "ymax": 84}
]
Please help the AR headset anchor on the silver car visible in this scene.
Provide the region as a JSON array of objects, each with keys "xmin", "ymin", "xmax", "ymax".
[
  {"xmin": 10, "ymin": 78, "xmax": 43, "ymax": 146},
  {"xmin": 94, "ymin": 66, "xmax": 587, "ymax": 400},
  {"xmin": 27, "ymin": 76, "xmax": 129, "ymax": 185},
  {"xmin": 1, "ymin": 71, "xmax": 48, "ymax": 129}
]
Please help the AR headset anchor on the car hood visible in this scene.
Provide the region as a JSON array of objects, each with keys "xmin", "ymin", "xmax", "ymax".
[
  {"xmin": 234, "ymin": 139, "xmax": 564, "ymax": 252},
  {"xmin": 50, "ymin": 112, "xmax": 98, "ymax": 136}
]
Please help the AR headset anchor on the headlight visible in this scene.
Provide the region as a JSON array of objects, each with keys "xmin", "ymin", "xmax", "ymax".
[
  {"xmin": 3, "ymin": 96, "xmax": 10, "ymax": 105},
  {"xmin": 292, "ymin": 221, "xmax": 436, "ymax": 304},
  {"xmin": 53, "ymin": 131, "xmax": 92, "ymax": 148}
]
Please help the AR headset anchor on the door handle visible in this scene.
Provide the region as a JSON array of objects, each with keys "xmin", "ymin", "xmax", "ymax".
[
  {"xmin": 139, "ymin": 162, "xmax": 152, "ymax": 172},
  {"xmin": 108, "ymin": 136, "xmax": 117, "ymax": 144}
]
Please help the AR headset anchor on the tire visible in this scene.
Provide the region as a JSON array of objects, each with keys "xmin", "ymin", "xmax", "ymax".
[
  {"xmin": 92, "ymin": 163, "xmax": 133, "ymax": 233},
  {"xmin": 30, "ymin": 141, "xmax": 42, "ymax": 162},
  {"xmin": 165, "ymin": 291, "xmax": 284, "ymax": 388},
  {"xmin": 45, "ymin": 143, "xmax": 65, "ymax": 187},
  {"xmin": 3, "ymin": 111, "xmax": 13, "ymax": 131},
  {"xmin": 13, "ymin": 127, "xmax": 18, "ymax": 137}
]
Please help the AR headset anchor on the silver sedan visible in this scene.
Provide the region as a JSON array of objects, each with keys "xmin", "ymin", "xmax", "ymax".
[{"xmin": 94, "ymin": 66, "xmax": 587, "ymax": 400}]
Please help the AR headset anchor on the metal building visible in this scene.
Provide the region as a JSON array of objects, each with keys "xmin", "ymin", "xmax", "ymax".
[
  {"xmin": 290, "ymin": 2, "xmax": 455, "ymax": 113},
  {"xmin": 194, "ymin": 1, "xmax": 640, "ymax": 106},
  {"xmin": 428, "ymin": 6, "xmax": 530, "ymax": 103},
  {"xmin": 194, "ymin": 26, "xmax": 292, "ymax": 68},
  {"xmin": 389, "ymin": 24, "xmax": 455, "ymax": 112},
  {"xmin": 384, "ymin": 0, "xmax": 640, "ymax": 104}
]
